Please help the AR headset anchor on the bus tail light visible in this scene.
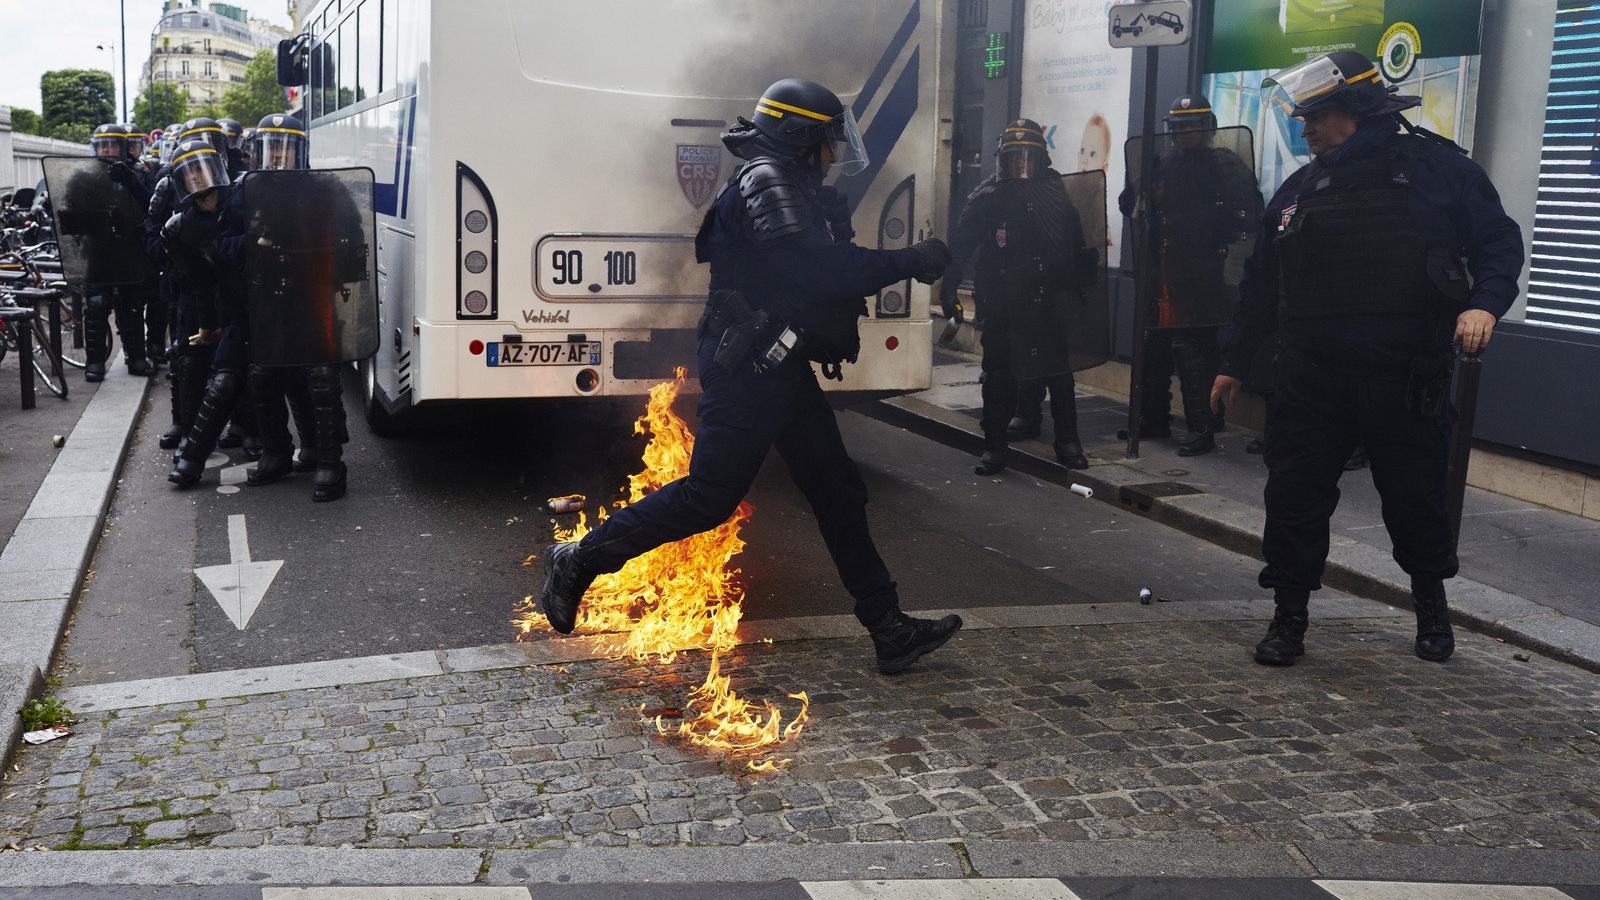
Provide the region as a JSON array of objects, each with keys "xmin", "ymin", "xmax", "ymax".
[{"xmin": 456, "ymin": 162, "xmax": 498, "ymax": 320}]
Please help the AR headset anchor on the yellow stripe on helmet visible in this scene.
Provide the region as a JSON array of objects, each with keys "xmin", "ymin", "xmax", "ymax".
[
  {"xmin": 171, "ymin": 147, "xmax": 219, "ymax": 166},
  {"xmin": 255, "ymin": 127, "xmax": 306, "ymax": 136},
  {"xmin": 757, "ymin": 97, "xmax": 835, "ymax": 122},
  {"xmin": 755, "ymin": 105, "xmax": 785, "ymax": 119},
  {"xmin": 182, "ymin": 126, "xmax": 224, "ymax": 137},
  {"xmin": 1169, "ymin": 106, "xmax": 1213, "ymax": 115}
]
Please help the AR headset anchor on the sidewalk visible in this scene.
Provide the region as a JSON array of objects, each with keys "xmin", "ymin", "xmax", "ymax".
[
  {"xmin": 1, "ymin": 606, "xmax": 1596, "ymax": 858},
  {"xmin": 869, "ymin": 350, "xmax": 1600, "ymax": 671}
]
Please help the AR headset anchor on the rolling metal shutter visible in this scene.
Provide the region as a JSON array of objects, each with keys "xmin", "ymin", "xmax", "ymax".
[{"xmin": 1528, "ymin": 1, "xmax": 1600, "ymax": 334}]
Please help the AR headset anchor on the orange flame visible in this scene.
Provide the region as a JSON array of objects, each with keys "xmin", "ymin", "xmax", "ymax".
[{"xmin": 515, "ymin": 368, "xmax": 808, "ymax": 770}]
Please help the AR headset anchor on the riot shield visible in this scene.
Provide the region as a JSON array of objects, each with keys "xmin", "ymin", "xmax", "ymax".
[
  {"xmin": 1124, "ymin": 126, "xmax": 1261, "ymax": 330},
  {"xmin": 239, "ymin": 167, "xmax": 379, "ymax": 367},
  {"xmin": 42, "ymin": 157, "xmax": 149, "ymax": 286},
  {"xmin": 996, "ymin": 170, "xmax": 1111, "ymax": 382}
]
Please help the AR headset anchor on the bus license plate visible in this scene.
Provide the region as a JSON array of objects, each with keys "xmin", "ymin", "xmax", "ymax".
[{"xmin": 486, "ymin": 341, "xmax": 601, "ymax": 367}]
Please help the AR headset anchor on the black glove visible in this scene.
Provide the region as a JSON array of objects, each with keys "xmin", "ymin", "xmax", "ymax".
[
  {"xmin": 814, "ymin": 186, "xmax": 854, "ymax": 244},
  {"xmin": 908, "ymin": 238, "xmax": 951, "ymax": 285},
  {"xmin": 161, "ymin": 211, "xmax": 185, "ymax": 245},
  {"xmin": 108, "ymin": 162, "xmax": 136, "ymax": 186}
]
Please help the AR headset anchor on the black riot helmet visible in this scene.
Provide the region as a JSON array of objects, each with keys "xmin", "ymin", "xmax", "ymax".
[
  {"xmin": 218, "ymin": 118, "xmax": 244, "ymax": 150},
  {"xmin": 91, "ymin": 123, "xmax": 126, "ymax": 160},
  {"xmin": 996, "ymin": 118, "xmax": 1051, "ymax": 179},
  {"xmin": 121, "ymin": 124, "xmax": 147, "ymax": 161},
  {"xmin": 252, "ymin": 113, "xmax": 308, "ymax": 171},
  {"xmin": 179, "ymin": 117, "xmax": 229, "ymax": 158},
  {"xmin": 169, "ymin": 137, "xmax": 231, "ymax": 206},
  {"xmin": 1164, "ymin": 95, "xmax": 1218, "ymax": 132},
  {"xmin": 1267, "ymin": 51, "xmax": 1420, "ymax": 119},
  {"xmin": 726, "ymin": 78, "xmax": 869, "ymax": 175}
]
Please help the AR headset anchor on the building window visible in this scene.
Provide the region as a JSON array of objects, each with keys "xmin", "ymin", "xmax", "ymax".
[{"xmin": 358, "ymin": 0, "xmax": 379, "ymax": 101}]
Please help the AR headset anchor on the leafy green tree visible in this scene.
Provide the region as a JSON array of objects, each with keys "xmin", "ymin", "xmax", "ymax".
[
  {"xmin": 133, "ymin": 83, "xmax": 190, "ymax": 131},
  {"xmin": 221, "ymin": 50, "xmax": 290, "ymax": 127},
  {"xmin": 192, "ymin": 100, "xmax": 227, "ymax": 121},
  {"xmin": 41, "ymin": 70, "xmax": 115, "ymax": 139},
  {"xmin": 9, "ymin": 108, "xmax": 42, "ymax": 135}
]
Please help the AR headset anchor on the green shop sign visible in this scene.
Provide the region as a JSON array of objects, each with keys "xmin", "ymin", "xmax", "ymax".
[{"xmin": 1206, "ymin": 0, "xmax": 1484, "ymax": 74}]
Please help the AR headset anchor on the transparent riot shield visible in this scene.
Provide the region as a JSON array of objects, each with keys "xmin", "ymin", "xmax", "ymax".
[
  {"xmin": 996, "ymin": 170, "xmax": 1111, "ymax": 382},
  {"xmin": 239, "ymin": 168, "xmax": 378, "ymax": 367},
  {"xmin": 1123, "ymin": 126, "xmax": 1260, "ymax": 330},
  {"xmin": 1061, "ymin": 169, "xmax": 1111, "ymax": 374},
  {"xmin": 42, "ymin": 157, "xmax": 149, "ymax": 286}
]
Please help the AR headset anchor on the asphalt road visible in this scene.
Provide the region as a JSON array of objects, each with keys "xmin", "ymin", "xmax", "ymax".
[{"xmin": 58, "ymin": 370, "xmax": 1311, "ymax": 684}]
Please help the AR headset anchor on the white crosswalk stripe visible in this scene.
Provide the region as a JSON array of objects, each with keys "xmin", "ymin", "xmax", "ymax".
[
  {"xmin": 261, "ymin": 889, "xmax": 534, "ymax": 899},
  {"xmin": 802, "ymin": 879, "xmax": 1084, "ymax": 900},
  {"xmin": 1314, "ymin": 881, "xmax": 1577, "ymax": 900}
]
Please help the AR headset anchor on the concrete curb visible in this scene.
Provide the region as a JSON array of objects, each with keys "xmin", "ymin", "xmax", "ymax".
[
  {"xmin": 58, "ymin": 597, "xmax": 1407, "ymax": 713},
  {"xmin": 863, "ymin": 395, "xmax": 1600, "ymax": 675},
  {"xmin": 0, "ymin": 368, "xmax": 150, "ymax": 769},
  {"xmin": 2, "ymin": 842, "xmax": 1599, "ymax": 887}
]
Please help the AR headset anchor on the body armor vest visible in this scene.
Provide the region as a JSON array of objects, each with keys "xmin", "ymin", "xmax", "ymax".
[{"xmin": 1276, "ymin": 146, "xmax": 1435, "ymax": 321}]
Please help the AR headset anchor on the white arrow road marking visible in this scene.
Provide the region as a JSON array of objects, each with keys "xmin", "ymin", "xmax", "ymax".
[{"xmin": 194, "ymin": 514, "xmax": 284, "ymax": 630}]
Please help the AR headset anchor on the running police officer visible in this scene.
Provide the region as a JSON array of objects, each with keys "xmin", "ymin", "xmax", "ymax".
[
  {"xmin": 82, "ymin": 123, "xmax": 155, "ymax": 381},
  {"xmin": 1211, "ymin": 52, "xmax": 1524, "ymax": 666},
  {"xmin": 537, "ymin": 78, "xmax": 960, "ymax": 674},
  {"xmin": 1120, "ymin": 95, "xmax": 1262, "ymax": 456},
  {"xmin": 946, "ymin": 119, "xmax": 1097, "ymax": 474},
  {"xmin": 229, "ymin": 114, "xmax": 356, "ymax": 502}
]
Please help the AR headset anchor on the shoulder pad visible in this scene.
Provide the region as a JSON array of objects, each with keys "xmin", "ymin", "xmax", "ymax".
[
  {"xmin": 737, "ymin": 159, "xmax": 814, "ymax": 244},
  {"xmin": 148, "ymin": 177, "xmax": 175, "ymax": 218},
  {"xmin": 965, "ymin": 174, "xmax": 1000, "ymax": 203}
]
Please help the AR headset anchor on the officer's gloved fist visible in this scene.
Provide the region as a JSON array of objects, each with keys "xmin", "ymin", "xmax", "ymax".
[
  {"xmin": 909, "ymin": 238, "xmax": 951, "ymax": 285},
  {"xmin": 815, "ymin": 186, "xmax": 855, "ymax": 243},
  {"xmin": 108, "ymin": 162, "xmax": 136, "ymax": 185}
]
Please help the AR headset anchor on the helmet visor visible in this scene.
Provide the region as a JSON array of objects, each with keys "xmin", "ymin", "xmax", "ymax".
[
  {"xmin": 826, "ymin": 107, "xmax": 869, "ymax": 177},
  {"xmin": 998, "ymin": 148, "xmax": 1042, "ymax": 179},
  {"xmin": 173, "ymin": 146, "xmax": 230, "ymax": 199},
  {"xmin": 1266, "ymin": 56, "xmax": 1376, "ymax": 117},
  {"xmin": 254, "ymin": 131, "xmax": 308, "ymax": 170},
  {"xmin": 93, "ymin": 137, "xmax": 123, "ymax": 159}
]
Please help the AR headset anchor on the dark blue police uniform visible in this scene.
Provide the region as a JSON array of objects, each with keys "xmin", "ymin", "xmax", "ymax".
[
  {"xmin": 576, "ymin": 165, "xmax": 926, "ymax": 629},
  {"xmin": 1223, "ymin": 117, "xmax": 1524, "ymax": 596}
]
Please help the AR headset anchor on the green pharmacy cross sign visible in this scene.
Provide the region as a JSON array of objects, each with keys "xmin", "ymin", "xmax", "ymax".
[{"xmin": 985, "ymin": 31, "xmax": 1009, "ymax": 79}]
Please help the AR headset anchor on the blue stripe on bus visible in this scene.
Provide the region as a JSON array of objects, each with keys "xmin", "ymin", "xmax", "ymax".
[
  {"xmin": 842, "ymin": 45, "xmax": 920, "ymax": 211},
  {"xmin": 400, "ymin": 95, "xmax": 418, "ymax": 219},
  {"xmin": 373, "ymin": 96, "xmax": 418, "ymax": 219},
  {"xmin": 853, "ymin": 0, "xmax": 920, "ymax": 122}
]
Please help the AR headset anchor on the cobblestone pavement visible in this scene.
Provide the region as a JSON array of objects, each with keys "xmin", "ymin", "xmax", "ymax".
[{"xmin": 2, "ymin": 618, "xmax": 1598, "ymax": 852}]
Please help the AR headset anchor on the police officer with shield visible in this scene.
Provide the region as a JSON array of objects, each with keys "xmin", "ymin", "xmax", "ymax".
[
  {"xmin": 945, "ymin": 119, "xmax": 1101, "ymax": 474},
  {"xmin": 226, "ymin": 114, "xmax": 363, "ymax": 502},
  {"xmin": 1120, "ymin": 96, "xmax": 1263, "ymax": 456},
  {"xmin": 76, "ymin": 123, "xmax": 155, "ymax": 381},
  {"xmin": 537, "ymin": 78, "xmax": 961, "ymax": 674},
  {"xmin": 1211, "ymin": 52, "xmax": 1524, "ymax": 667}
]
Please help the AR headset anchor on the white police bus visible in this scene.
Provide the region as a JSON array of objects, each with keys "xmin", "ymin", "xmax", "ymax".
[{"xmin": 277, "ymin": 0, "xmax": 946, "ymax": 429}]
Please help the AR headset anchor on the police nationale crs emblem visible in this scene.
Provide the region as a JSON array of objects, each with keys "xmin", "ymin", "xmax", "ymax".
[
  {"xmin": 995, "ymin": 225, "xmax": 1008, "ymax": 248},
  {"xmin": 676, "ymin": 145, "xmax": 722, "ymax": 210}
]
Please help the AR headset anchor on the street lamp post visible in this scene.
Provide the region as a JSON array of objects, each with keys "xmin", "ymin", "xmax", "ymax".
[{"xmin": 96, "ymin": 43, "xmax": 127, "ymax": 123}]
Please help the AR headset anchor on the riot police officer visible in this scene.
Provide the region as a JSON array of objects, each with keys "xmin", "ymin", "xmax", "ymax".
[
  {"xmin": 1119, "ymin": 96, "xmax": 1263, "ymax": 456},
  {"xmin": 229, "ymin": 114, "xmax": 355, "ymax": 502},
  {"xmin": 1211, "ymin": 52, "xmax": 1524, "ymax": 666},
  {"xmin": 82, "ymin": 123, "xmax": 155, "ymax": 381},
  {"xmin": 945, "ymin": 119, "xmax": 1097, "ymax": 474},
  {"xmin": 158, "ymin": 137, "xmax": 243, "ymax": 487},
  {"xmin": 218, "ymin": 119, "xmax": 247, "ymax": 178},
  {"xmin": 537, "ymin": 78, "xmax": 960, "ymax": 674}
]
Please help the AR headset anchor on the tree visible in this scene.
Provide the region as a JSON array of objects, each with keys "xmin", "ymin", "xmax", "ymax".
[
  {"xmin": 41, "ymin": 70, "xmax": 115, "ymax": 140},
  {"xmin": 9, "ymin": 108, "xmax": 42, "ymax": 135},
  {"xmin": 133, "ymin": 83, "xmax": 190, "ymax": 131},
  {"xmin": 221, "ymin": 50, "xmax": 290, "ymax": 128}
]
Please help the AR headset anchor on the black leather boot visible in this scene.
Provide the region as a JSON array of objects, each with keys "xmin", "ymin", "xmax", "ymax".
[
  {"xmin": 1413, "ymin": 578, "xmax": 1454, "ymax": 662},
  {"xmin": 870, "ymin": 611, "xmax": 963, "ymax": 674},
  {"xmin": 538, "ymin": 542, "xmax": 596, "ymax": 634},
  {"xmin": 1005, "ymin": 416, "xmax": 1042, "ymax": 442},
  {"xmin": 1006, "ymin": 381, "xmax": 1046, "ymax": 441},
  {"xmin": 83, "ymin": 293, "xmax": 111, "ymax": 383},
  {"xmin": 159, "ymin": 352, "xmax": 187, "ymax": 450},
  {"xmin": 169, "ymin": 368, "xmax": 242, "ymax": 488},
  {"xmin": 974, "ymin": 449, "xmax": 1006, "ymax": 476},
  {"xmin": 1174, "ymin": 337, "xmax": 1216, "ymax": 457},
  {"xmin": 308, "ymin": 365, "xmax": 348, "ymax": 502},
  {"xmin": 1254, "ymin": 591, "xmax": 1309, "ymax": 666},
  {"xmin": 246, "ymin": 366, "xmax": 295, "ymax": 487},
  {"xmin": 1049, "ymin": 378, "xmax": 1088, "ymax": 469},
  {"xmin": 1055, "ymin": 441, "xmax": 1089, "ymax": 469},
  {"xmin": 126, "ymin": 357, "xmax": 154, "ymax": 377}
]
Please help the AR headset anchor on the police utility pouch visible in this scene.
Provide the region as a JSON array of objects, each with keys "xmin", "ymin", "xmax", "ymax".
[{"xmin": 1407, "ymin": 355, "xmax": 1452, "ymax": 419}]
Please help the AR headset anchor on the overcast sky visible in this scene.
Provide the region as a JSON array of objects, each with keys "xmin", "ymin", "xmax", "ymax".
[{"xmin": 0, "ymin": 1, "xmax": 293, "ymax": 120}]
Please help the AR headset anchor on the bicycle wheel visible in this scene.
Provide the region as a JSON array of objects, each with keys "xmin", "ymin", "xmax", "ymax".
[
  {"xmin": 29, "ymin": 320, "xmax": 67, "ymax": 399},
  {"xmin": 55, "ymin": 299, "xmax": 87, "ymax": 368}
]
